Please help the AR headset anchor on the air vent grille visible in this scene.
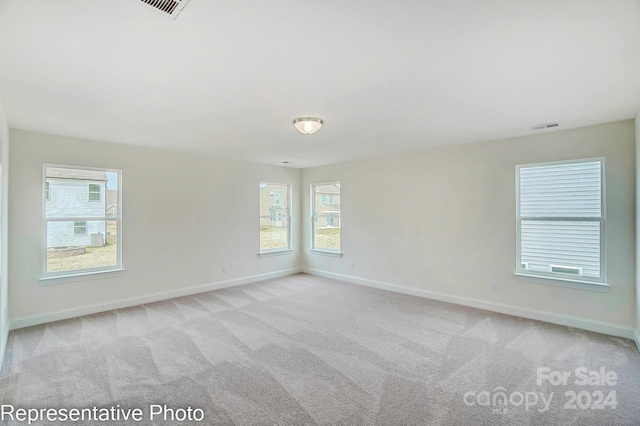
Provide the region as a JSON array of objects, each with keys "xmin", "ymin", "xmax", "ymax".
[
  {"xmin": 550, "ymin": 264, "xmax": 582, "ymax": 275},
  {"xmin": 531, "ymin": 123, "xmax": 560, "ymax": 131},
  {"xmin": 142, "ymin": 0, "xmax": 179, "ymax": 14},
  {"xmin": 130, "ymin": 0, "xmax": 191, "ymax": 19}
]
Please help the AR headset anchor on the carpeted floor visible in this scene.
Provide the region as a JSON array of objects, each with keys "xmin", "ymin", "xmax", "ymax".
[{"xmin": 1, "ymin": 273, "xmax": 639, "ymax": 425}]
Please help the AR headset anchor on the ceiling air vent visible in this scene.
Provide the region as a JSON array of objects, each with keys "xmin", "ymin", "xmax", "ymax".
[
  {"xmin": 130, "ymin": 0, "xmax": 191, "ymax": 19},
  {"xmin": 531, "ymin": 122, "xmax": 560, "ymax": 131}
]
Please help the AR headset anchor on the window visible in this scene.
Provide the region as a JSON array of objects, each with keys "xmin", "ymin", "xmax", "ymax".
[
  {"xmin": 312, "ymin": 182, "xmax": 341, "ymax": 252},
  {"xmin": 44, "ymin": 165, "xmax": 122, "ymax": 278},
  {"xmin": 516, "ymin": 159, "xmax": 604, "ymax": 284},
  {"xmin": 73, "ymin": 221, "xmax": 87, "ymax": 235},
  {"xmin": 89, "ymin": 183, "xmax": 101, "ymax": 201},
  {"xmin": 259, "ymin": 183, "xmax": 291, "ymax": 252}
]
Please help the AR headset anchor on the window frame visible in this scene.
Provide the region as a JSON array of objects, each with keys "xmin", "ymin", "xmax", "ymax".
[
  {"xmin": 259, "ymin": 182, "xmax": 292, "ymax": 254},
  {"xmin": 88, "ymin": 183, "xmax": 101, "ymax": 201},
  {"xmin": 311, "ymin": 181, "xmax": 341, "ymax": 254},
  {"xmin": 42, "ymin": 164, "xmax": 123, "ymax": 280},
  {"xmin": 73, "ymin": 220, "xmax": 87, "ymax": 235},
  {"xmin": 515, "ymin": 157, "xmax": 606, "ymax": 286}
]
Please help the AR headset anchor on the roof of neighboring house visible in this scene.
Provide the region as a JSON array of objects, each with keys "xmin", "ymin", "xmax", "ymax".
[
  {"xmin": 46, "ymin": 168, "xmax": 108, "ymax": 181},
  {"xmin": 321, "ymin": 204, "xmax": 340, "ymax": 212},
  {"xmin": 106, "ymin": 189, "xmax": 118, "ymax": 210},
  {"xmin": 315, "ymin": 184, "xmax": 340, "ymax": 195}
]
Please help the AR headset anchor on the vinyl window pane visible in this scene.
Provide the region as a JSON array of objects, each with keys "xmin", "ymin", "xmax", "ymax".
[
  {"xmin": 259, "ymin": 223, "xmax": 289, "ymax": 249},
  {"xmin": 259, "ymin": 183, "xmax": 290, "ymax": 251},
  {"xmin": 47, "ymin": 220, "xmax": 117, "ymax": 273},
  {"xmin": 44, "ymin": 166, "xmax": 121, "ymax": 276},
  {"xmin": 520, "ymin": 220, "xmax": 600, "ymax": 277},
  {"xmin": 519, "ymin": 161, "xmax": 601, "ymax": 218},
  {"xmin": 313, "ymin": 183, "xmax": 340, "ymax": 215},
  {"xmin": 314, "ymin": 223, "xmax": 341, "ymax": 251},
  {"xmin": 312, "ymin": 182, "xmax": 341, "ymax": 251}
]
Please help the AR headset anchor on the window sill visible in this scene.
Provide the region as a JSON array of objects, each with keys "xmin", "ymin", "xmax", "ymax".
[
  {"xmin": 310, "ymin": 249, "xmax": 343, "ymax": 258},
  {"xmin": 40, "ymin": 268, "xmax": 125, "ymax": 285},
  {"xmin": 258, "ymin": 249, "xmax": 293, "ymax": 258},
  {"xmin": 513, "ymin": 272, "xmax": 609, "ymax": 293}
]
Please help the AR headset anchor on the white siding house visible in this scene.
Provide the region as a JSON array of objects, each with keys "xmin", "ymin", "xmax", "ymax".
[
  {"xmin": 517, "ymin": 160, "xmax": 604, "ymax": 281},
  {"xmin": 46, "ymin": 168, "xmax": 108, "ymax": 248}
]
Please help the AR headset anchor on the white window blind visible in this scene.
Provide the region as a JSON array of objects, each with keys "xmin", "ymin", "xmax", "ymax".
[{"xmin": 516, "ymin": 159, "xmax": 604, "ymax": 284}]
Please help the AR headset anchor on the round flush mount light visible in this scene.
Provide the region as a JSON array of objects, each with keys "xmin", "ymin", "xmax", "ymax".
[{"xmin": 293, "ymin": 117, "xmax": 323, "ymax": 135}]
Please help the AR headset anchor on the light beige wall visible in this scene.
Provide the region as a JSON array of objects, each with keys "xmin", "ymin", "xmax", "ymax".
[
  {"xmin": 0, "ymin": 100, "xmax": 9, "ymax": 363},
  {"xmin": 9, "ymin": 129, "xmax": 301, "ymax": 320},
  {"xmin": 302, "ymin": 120, "xmax": 636, "ymax": 328},
  {"xmin": 636, "ymin": 111, "xmax": 640, "ymax": 341}
]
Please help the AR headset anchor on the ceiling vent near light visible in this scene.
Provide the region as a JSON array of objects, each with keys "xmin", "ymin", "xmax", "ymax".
[
  {"xmin": 130, "ymin": 0, "xmax": 191, "ymax": 19},
  {"xmin": 531, "ymin": 122, "xmax": 560, "ymax": 131}
]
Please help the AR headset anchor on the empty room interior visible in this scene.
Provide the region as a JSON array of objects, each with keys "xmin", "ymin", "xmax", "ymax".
[{"xmin": 0, "ymin": 0, "xmax": 640, "ymax": 424}]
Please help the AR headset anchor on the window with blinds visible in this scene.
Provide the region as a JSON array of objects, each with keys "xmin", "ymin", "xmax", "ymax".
[{"xmin": 516, "ymin": 159, "xmax": 605, "ymax": 284}]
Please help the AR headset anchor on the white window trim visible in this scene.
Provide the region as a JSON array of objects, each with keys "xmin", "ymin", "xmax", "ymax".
[
  {"xmin": 259, "ymin": 182, "xmax": 292, "ymax": 254},
  {"xmin": 311, "ymin": 181, "xmax": 341, "ymax": 254},
  {"xmin": 513, "ymin": 272, "xmax": 610, "ymax": 293},
  {"xmin": 40, "ymin": 268, "xmax": 125, "ymax": 285},
  {"xmin": 310, "ymin": 249, "xmax": 343, "ymax": 258},
  {"xmin": 515, "ymin": 157, "xmax": 607, "ymax": 287},
  {"xmin": 258, "ymin": 249, "xmax": 293, "ymax": 258},
  {"xmin": 42, "ymin": 164, "xmax": 123, "ymax": 281}
]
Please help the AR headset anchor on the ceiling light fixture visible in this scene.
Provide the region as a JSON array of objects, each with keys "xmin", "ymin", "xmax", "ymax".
[{"xmin": 293, "ymin": 117, "xmax": 323, "ymax": 135}]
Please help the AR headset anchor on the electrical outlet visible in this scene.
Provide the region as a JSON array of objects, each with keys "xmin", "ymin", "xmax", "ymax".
[
  {"xmin": 350, "ymin": 261, "xmax": 355, "ymax": 269},
  {"xmin": 222, "ymin": 264, "xmax": 228, "ymax": 273},
  {"xmin": 490, "ymin": 280, "xmax": 499, "ymax": 291}
]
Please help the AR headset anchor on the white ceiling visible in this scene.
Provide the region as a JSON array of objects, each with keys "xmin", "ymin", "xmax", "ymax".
[{"xmin": 1, "ymin": 0, "xmax": 639, "ymax": 168}]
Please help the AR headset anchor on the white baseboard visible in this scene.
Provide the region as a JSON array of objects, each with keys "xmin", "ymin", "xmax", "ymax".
[
  {"xmin": 635, "ymin": 331, "xmax": 640, "ymax": 353},
  {"xmin": 10, "ymin": 268, "xmax": 301, "ymax": 330},
  {"xmin": 303, "ymin": 268, "xmax": 636, "ymax": 341},
  {"xmin": 0, "ymin": 318, "xmax": 8, "ymax": 372}
]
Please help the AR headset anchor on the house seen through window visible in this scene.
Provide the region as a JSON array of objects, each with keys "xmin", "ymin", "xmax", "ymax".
[
  {"xmin": 312, "ymin": 182, "xmax": 341, "ymax": 252},
  {"xmin": 44, "ymin": 165, "xmax": 122, "ymax": 277},
  {"xmin": 259, "ymin": 183, "xmax": 291, "ymax": 252}
]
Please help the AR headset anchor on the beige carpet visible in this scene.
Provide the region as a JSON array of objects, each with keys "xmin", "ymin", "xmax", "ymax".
[{"xmin": 1, "ymin": 273, "xmax": 639, "ymax": 425}]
